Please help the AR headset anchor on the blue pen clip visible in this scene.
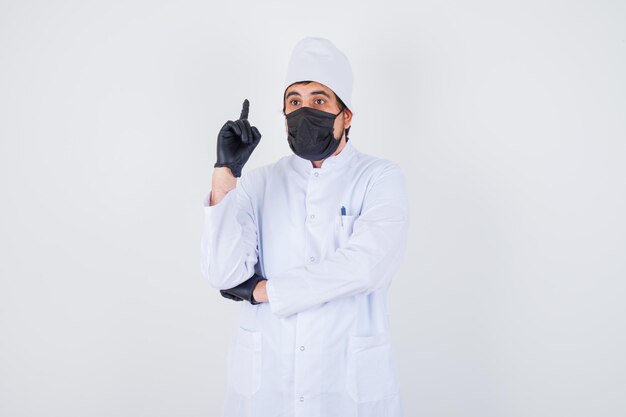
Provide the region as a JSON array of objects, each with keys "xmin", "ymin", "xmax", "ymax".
[{"xmin": 340, "ymin": 206, "xmax": 346, "ymax": 227}]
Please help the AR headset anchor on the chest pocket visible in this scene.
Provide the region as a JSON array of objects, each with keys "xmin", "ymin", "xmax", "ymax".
[{"xmin": 334, "ymin": 214, "xmax": 358, "ymax": 248}]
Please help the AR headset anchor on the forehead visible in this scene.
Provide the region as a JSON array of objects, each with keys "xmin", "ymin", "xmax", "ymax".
[{"xmin": 285, "ymin": 81, "xmax": 335, "ymax": 97}]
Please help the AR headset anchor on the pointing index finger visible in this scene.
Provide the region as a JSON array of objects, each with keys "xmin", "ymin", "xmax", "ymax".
[{"xmin": 239, "ymin": 99, "xmax": 249, "ymax": 120}]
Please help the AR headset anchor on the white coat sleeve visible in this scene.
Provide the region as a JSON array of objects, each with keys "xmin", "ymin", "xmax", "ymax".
[
  {"xmin": 265, "ymin": 163, "xmax": 410, "ymax": 318},
  {"xmin": 200, "ymin": 174, "xmax": 259, "ymax": 290}
]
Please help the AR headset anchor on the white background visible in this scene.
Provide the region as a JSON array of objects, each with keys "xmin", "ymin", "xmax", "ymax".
[{"xmin": 1, "ymin": 1, "xmax": 625, "ymax": 416}]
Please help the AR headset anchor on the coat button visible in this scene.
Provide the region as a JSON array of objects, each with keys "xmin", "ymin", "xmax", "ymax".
[
  {"xmin": 313, "ymin": 172, "xmax": 319, "ymax": 177},
  {"xmin": 309, "ymin": 257, "xmax": 315, "ymax": 263},
  {"xmin": 299, "ymin": 345, "xmax": 305, "ymax": 351},
  {"xmin": 309, "ymin": 214, "xmax": 315, "ymax": 220},
  {"xmin": 299, "ymin": 396, "xmax": 305, "ymax": 402}
]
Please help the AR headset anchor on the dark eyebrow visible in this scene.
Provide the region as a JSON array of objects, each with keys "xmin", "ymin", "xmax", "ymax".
[
  {"xmin": 285, "ymin": 90, "xmax": 332, "ymax": 99},
  {"xmin": 310, "ymin": 90, "xmax": 331, "ymax": 98}
]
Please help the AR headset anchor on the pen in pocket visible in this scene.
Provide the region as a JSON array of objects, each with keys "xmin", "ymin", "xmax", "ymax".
[{"xmin": 340, "ymin": 206, "xmax": 346, "ymax": 227}]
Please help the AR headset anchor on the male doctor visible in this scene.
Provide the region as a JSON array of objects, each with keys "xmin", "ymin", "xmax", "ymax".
[{"xmin": 201, "ymin": 37, "xmax": 410, "ymax": 417}]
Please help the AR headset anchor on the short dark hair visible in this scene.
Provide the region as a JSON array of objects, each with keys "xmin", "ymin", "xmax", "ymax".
[{"xmin": 282, "ymin": 81, "xmax": 351, "ymax": 138}]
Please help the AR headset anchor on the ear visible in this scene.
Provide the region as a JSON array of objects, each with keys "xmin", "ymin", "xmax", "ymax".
[{"xmin": 343, "ymin": 108, "xmax": 353, "ymax": 129}]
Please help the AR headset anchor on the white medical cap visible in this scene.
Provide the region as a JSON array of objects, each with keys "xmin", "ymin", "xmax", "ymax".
[{"xmin": 284, "ymin": 37, "xmax": 354, "ymax": 112}]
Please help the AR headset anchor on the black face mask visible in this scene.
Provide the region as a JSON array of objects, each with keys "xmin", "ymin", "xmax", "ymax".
[{"xmin": 286, "ymin": 107, "xmax": 344, "ymax": 161}]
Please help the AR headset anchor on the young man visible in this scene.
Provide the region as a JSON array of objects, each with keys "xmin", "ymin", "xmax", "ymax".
[{"xmin": 201, "ymin": 37, "xmax": 409, "ymax": 417}]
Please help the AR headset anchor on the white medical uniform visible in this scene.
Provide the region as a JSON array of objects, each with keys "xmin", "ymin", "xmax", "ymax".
[{"xmin": 201, "ymin": 139, "xmax": 410, "ymax": 417}]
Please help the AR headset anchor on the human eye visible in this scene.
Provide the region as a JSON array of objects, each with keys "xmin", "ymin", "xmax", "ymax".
[
  {"xmin": 314, "ymin": 98, "xmax": 326, "ymax": 105},
  {"xmin": 289, "ymin": 99, "xmax": 300, "ymax": 106}
]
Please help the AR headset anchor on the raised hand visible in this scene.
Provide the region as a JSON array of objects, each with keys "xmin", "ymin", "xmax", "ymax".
[{"xmin": 214, "ymin": 99, "xmax": 262, "ymax": 177}]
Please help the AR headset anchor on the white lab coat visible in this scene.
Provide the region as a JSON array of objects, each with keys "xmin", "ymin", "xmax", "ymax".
[{"xmin": 201, "ymin": 140, "xmax": 410, "ymax": 417}]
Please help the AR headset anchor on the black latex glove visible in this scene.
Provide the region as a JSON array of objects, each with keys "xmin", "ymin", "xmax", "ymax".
[
  {"xmin": 220, "ymin": 273, "xmax": 267, "ymax": 305},
  {"xmin": 214, "ymin": 99, "xmax": 262, "ymax": 177}
]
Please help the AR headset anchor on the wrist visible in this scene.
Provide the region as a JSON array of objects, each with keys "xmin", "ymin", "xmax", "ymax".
[
  {"xmin": 210, "ymin": 167, "xmax": 237, "ymax": 205},
  {"xmin": 252, "ymin": 279, "xmax": 268, "ymax": 303}
]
